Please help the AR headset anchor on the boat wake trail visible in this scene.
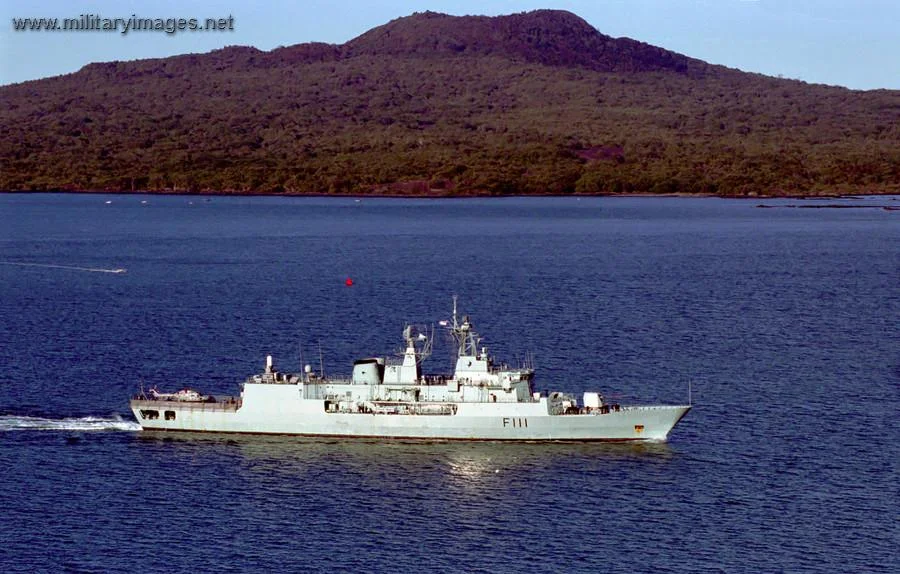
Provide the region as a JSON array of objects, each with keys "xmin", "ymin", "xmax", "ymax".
[
  {"xmin": 0, "ymin": 415, "xmax": 140, "ymax": 432},
  {"xmin": 0, "ymin": 261, "xmax": 126, "ymax": 274}
]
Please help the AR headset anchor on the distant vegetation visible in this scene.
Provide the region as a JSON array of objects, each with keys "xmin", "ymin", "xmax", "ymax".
[{"xmin": 2, "ymin": 10, "xmax": 899, "ymax": 196}]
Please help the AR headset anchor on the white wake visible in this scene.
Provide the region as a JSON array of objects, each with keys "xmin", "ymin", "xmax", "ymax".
[
  {"xmin": 0, "ymin": 414, "xmax": 140, "ymax": 432},
  {"xmin": 0, "ymin": 261, "xmax": 126, "ymax": 274}
]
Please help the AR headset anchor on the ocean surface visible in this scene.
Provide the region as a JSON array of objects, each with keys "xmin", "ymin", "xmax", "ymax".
[{"xmin": 0, "ymin": 193, "xmax": 897, "ymax": 573}]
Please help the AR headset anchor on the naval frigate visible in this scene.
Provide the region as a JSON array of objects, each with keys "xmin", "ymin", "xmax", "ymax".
[{"xmin": 130, "ymin": 299, "xmax": 691, "ymax": 441}]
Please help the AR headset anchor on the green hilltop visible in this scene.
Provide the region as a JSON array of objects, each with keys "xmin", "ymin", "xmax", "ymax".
[{"xmin": 2, "ymin": 10, "xmax": 899, "ymax": 196}]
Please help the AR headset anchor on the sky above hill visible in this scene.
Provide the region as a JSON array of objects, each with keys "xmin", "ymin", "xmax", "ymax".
[{"xmin": 1, "ymin": 0, "xmax": 897, "ymax": 89}]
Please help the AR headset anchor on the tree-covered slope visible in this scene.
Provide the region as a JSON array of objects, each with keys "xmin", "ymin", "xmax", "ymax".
[{"xmin": 2, "ymin": 10, "xmax": 898, "ymax": 195}]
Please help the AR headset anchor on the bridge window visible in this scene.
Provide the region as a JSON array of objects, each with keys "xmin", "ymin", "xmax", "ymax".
[
  {"xmin": 140, "ymin": 410, "xmax": 159, "ymax": 420},
  {"xmin": 165, "ymin": 411, "xmax": 176, "ymax": 420}
]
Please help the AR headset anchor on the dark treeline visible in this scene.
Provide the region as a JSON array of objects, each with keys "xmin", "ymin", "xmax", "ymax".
[{"xmin": 2, "ymin": 10, "xmax": 899, "ymax": 196}]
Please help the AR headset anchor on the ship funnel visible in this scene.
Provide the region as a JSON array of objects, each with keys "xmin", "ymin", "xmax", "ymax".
[{"xmin": 265, "ymin": 355, "xmax": 273, "ymax": 373}]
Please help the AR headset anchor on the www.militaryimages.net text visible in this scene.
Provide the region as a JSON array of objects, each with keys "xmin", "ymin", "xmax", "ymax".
[{"xmin": 11, "ymin": 14, "xmax": 235, "ymax": 35}]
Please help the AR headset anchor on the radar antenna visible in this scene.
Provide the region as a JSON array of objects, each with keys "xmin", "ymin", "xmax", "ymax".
[
  {"xmin": 446, "ymin": 295, "xmax": 482, "ymax": 358},
  {"xmin": 401, "ymin": 324, "xmax": 433, "ymax": 365}
]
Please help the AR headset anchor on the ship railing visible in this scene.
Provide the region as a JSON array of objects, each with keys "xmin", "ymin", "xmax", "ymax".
[
  {"xmin": 249, "ymin": 372, "xmax": 302, "ymax": 385},
  {"xmin": 620, "ymin": 404, "xmax": 691, "ymax": 410},
  {"xmin": 552, "ymin": 404, "xmax": 689, "ymax": 415},
  {"xmin": 338, "ymin": 401, "xmax": 458, "ymax": 416},
  {"xmin": 130, "ymin": 396, "xmax": 243, "ymax": 411}
]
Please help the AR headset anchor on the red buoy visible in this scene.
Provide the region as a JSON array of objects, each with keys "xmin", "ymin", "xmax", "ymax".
[{"xmin": 345, "ymin": 277, "xmax": 354, "ymax": 287}]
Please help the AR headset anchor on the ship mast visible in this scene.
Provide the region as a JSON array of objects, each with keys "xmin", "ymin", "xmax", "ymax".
[{"xmin": 449, "ymin": 295, "xmax": 481, "ymax": 358}]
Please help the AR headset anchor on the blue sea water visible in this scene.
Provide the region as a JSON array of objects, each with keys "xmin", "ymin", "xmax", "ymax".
[{"xmin": 0, "ymin": 193, "xmax": 897, "ymax": 573}]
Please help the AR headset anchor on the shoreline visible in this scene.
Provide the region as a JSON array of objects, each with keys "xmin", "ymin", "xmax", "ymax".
[{"xmin": 2, "ymin": 189, "xmax": 899, "ymax": 200}]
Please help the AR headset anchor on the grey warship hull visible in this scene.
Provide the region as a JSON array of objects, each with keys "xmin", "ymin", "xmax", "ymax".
[
  {"xmin": 131, "ymin": 392, "xmax": 690, "ymax": 441},
  {"xmin": 131, "ymin": 300, "xmax": 691, "ymax": 442}
]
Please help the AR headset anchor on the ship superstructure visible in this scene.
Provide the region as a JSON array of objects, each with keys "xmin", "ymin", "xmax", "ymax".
[{"xmin": 130, "ymin": 299, "xmax": 691, "ymax": 441}]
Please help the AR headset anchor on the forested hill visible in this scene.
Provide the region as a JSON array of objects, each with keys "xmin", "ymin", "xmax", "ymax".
[{"xmin": 2, "ymin": 10, "xmax": 899, "ymax": 196}]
